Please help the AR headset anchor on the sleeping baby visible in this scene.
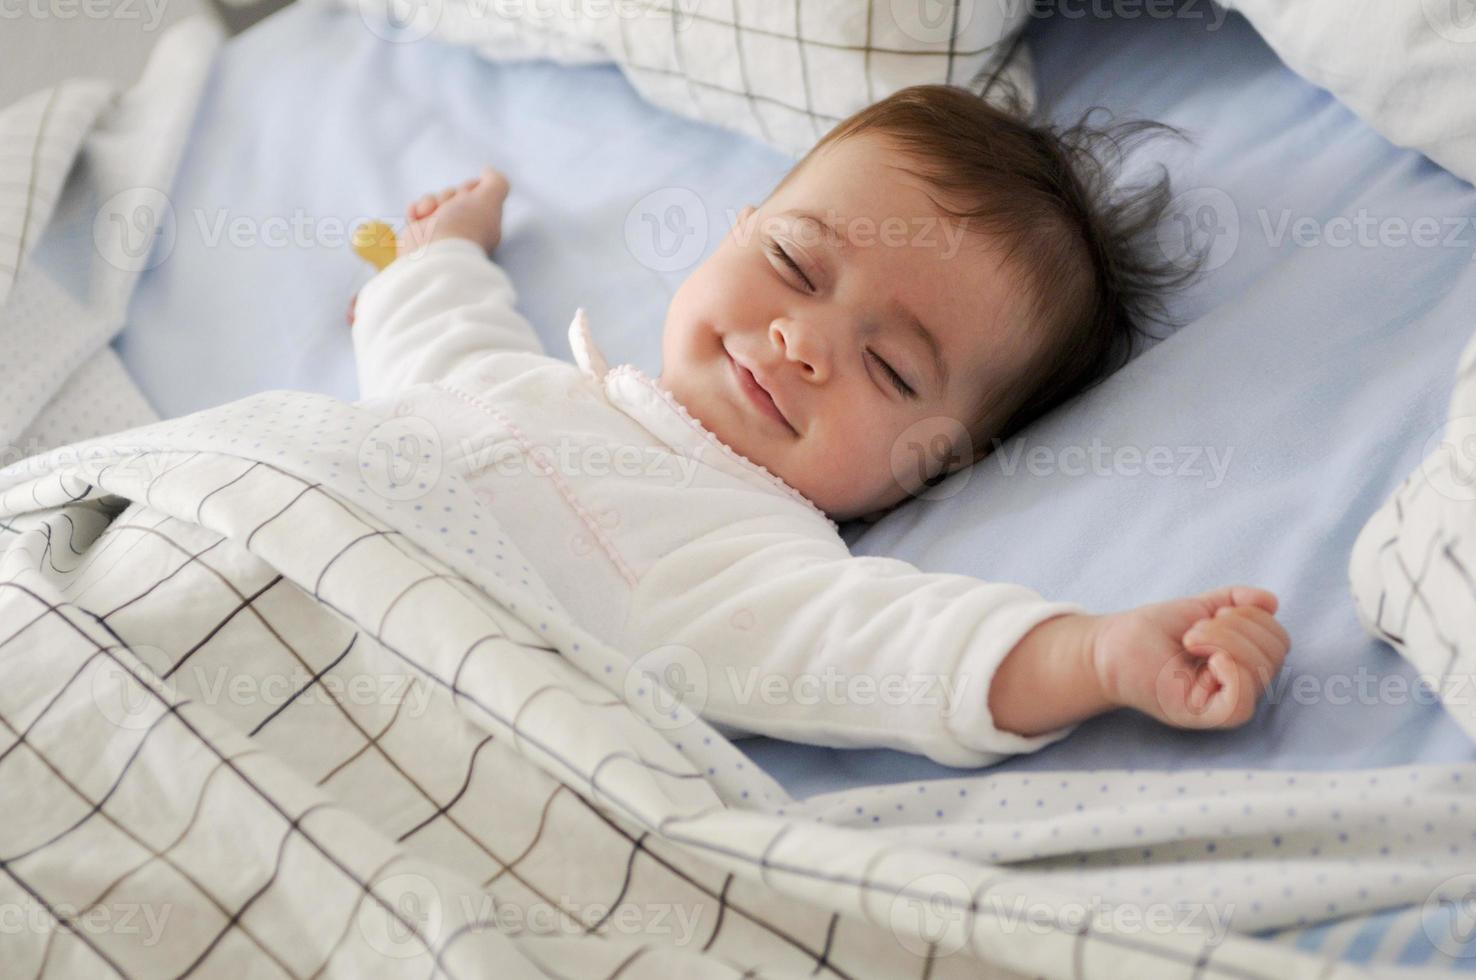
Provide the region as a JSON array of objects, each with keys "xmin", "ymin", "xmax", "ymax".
[{"xmin": 349, "ymin": 84, "xmax": 1290, "ymax": 767}]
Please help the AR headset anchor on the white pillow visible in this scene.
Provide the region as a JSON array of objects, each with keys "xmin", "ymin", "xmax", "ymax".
[
  {"xmin": 1223, "ymin": 0, "xmax": 1476, "ymax": 185},
  {"xmin": 320, "ymin": 0, "xmax": 1035, "ymax": 155}
]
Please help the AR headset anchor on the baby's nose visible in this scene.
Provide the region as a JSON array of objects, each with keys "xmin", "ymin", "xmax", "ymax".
[{"xmin": 769, "ymin": 318, "xmax": 829, "ymax": 382}]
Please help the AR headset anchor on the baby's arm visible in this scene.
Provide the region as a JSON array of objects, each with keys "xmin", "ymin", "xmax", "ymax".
[
  {"xmin": 625, "ymin": 519, "xmax": 1289, "ymax": 766},
  {"xmin": 623, "ymin": 518, "xmax": 1090, "ymax": 767},
  {"xmin": 351, "ymin": 168, "xmax": 544, "ymax": 399}
]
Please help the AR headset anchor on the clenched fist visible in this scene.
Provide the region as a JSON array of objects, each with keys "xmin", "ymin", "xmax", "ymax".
[
  {"xmin": 1092, "ymin": 585, "xmax": 1290, "ymax": 729},
  {"xmin": 990, "ymin": 585, "xmax": 1291, "ymax": 737}
]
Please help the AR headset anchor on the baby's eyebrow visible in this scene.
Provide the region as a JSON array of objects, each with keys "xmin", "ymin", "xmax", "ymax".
[{"xmin": 782, "ymin": 208, "xmax": 844, "ymax": 245}]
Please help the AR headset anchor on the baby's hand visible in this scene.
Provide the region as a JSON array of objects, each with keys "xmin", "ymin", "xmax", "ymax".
[
  {"xmin": 399, "ymin": 166, "xmax": 510, "ymax": 258},
  {"xmin": 1091, "ymin": 585, "xmax": 1290, "ymax": 729}
]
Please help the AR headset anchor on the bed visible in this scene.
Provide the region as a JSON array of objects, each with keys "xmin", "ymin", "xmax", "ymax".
[{"xmin": 8, "ymin": 0, "xmax": 1476, "ymax": 974}]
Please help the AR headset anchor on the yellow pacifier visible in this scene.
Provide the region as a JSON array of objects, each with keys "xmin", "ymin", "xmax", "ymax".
[{"xmin": 352, "ymin": 220, "xmax": 399, "ymax": 271}]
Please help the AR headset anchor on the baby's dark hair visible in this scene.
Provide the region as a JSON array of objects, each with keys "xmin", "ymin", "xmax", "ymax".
[{"xmin": 778, "ymin": 83, "xmax": 1197, "ymax": 457}]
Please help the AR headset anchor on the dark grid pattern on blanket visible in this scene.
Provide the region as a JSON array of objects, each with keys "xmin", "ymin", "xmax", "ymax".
[
  {"xmin": 0, "ymin": 454, "xmax": 851, "ymax": 978},
  {"xmin": 0, "ymin": 412, "xmax": 1365, "ymax": 978}
]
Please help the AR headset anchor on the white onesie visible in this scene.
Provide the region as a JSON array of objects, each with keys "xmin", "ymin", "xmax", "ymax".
[{"xmin": 351, "ymin": 238, "xmax": 1087, "ymax": 767}]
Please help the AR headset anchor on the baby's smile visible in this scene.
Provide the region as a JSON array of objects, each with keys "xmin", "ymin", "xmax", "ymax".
[{"xmin": 723, "ymin": 344, "xmax": 799, "ymax": 437}]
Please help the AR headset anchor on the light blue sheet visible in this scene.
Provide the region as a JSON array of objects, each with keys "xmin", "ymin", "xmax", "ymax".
[{"xmin": 120, "ymin": 1, "xmax": 1476, "ymax": 812}]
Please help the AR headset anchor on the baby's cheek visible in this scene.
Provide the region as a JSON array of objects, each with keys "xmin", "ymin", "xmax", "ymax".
[{"xmin": 821, "ymin": 420, "xmax": 903, "ymax": 498}]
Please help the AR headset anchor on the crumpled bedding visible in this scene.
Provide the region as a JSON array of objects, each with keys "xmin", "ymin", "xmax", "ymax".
[
  {"xmin": 4, "ymin": 14, "xmax": 1475, "ymax": 979},
  {"xmin": 0, "ymin": 381, "xmax": 1435, "ymax": 980}
]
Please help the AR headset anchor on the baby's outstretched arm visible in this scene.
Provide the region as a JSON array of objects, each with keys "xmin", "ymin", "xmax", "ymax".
[{"xmin": 990, "ymin": 585, "xmax": 1290, "ymax": 735}]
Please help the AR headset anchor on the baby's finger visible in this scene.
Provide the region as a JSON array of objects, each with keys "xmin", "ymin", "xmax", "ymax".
[
  {"xmin": 1167, "ymin": 650, "xmax": 1245, "ymax": 728},
  {"xmin": 409, "ymin": 194, "xmax": 438, "ymax": 220},
  {"xmin": 1195, "ymin": 584, "xmax": 1278, "ymax": 617},
  {"xmin": 1206, "ymin": 652, "xmax": 1259, "ymax": 726},
  {"xmin": 1184, "ymin": 620, "xmax": 1279, "ymax": 692},
  {"xmin": 1213, "ymin": 607, "xmax": 1289, "ymax": 662}
]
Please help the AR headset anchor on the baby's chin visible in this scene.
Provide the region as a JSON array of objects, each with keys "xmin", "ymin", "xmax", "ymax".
[{"xmin": 655, "ymin": 363, "xmax": 884, "ymax": 520}]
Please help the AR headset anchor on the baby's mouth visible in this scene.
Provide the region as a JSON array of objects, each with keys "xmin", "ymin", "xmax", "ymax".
[{"xmin": 725, "ymin": 348, "xmax": 797, "ymax": 436}]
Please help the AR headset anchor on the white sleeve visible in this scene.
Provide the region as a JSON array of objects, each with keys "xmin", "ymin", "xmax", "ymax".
[
  {"xmin": 351, "ymin": 238, "xmax": 545, "ymax": 399},
  {"xmin": 622, "ymin": 518, "xmax": 1089, "ymax": 768}
]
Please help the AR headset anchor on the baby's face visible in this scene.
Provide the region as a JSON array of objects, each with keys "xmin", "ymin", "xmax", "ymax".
[{"xmin": 659, "ymin": 133, "xmax": 1035, "ymax": 521}]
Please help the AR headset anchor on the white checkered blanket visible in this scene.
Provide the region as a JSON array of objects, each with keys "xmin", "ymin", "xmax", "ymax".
[{"xmin": 0, "ymin": 385, "xmax": 1416, "ymax": 980}]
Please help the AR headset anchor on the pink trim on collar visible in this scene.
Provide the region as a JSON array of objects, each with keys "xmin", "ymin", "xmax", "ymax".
[{"xmin": 604, "ymin": 364, "xmax": 839, "ymax": 532}]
